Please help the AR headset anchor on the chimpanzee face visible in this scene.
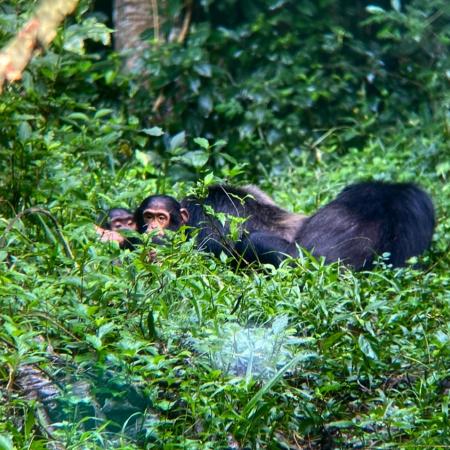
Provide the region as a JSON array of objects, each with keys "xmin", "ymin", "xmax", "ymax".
[
  {"xmin": 137, "ymin": 196, "xmax": 189, "ymax": 235},
  {"xmin": 142, "ymin": 203, "xmax": 171, "ymax": 235},
  {"xmin": 103, "ymin": 208, "xmax": 137, "ymax": 231},
  {"xmin": 110, "ymin": 214, "xmax": 136, "ymax": 231}
]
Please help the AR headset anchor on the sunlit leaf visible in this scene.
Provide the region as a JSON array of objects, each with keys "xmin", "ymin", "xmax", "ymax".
[
  {"xmin": 142, "ymin": 127, "xmax": 164, "ymax": 136},
  {"xmin": 18, "ymin": 122, "xmax": 32, "ymax": 142},
  {"xmin": 358, "ymin": 335, "xmax": 378, "ymax": 360},
  {"xmin": 181, "ymin": 150, "xmax": 209, "ymax": 168},
  {"xmin": 194, "ymin": 137, "xmax": 209, "ymax": 149},
  {"xmin": 170, "ymin": 131, "xmax": 186, "ymax": 151}
]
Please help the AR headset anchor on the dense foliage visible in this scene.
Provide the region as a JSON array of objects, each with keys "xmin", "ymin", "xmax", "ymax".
[{"xmin": 0, "ymin": 0, "xmax": 449, "ymax": 448}]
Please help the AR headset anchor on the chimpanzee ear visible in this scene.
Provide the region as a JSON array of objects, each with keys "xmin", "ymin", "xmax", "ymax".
[{"xmin": 180, "ymin": 208, "xmax": 189, "ymax": 224}]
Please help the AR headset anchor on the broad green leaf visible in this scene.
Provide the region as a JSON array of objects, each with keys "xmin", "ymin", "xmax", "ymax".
[
  {"xmin": 94, "ymin": 109, "xmax": 113, "ymax": 119},
  {"xmin": 67, "ymin": 112, "xmax": 90, "ymax": 122},
  {"xmin": 358, "ymin": 335, "xmax": 378, "ymax": 360},
  {"xmin": 366, "ymin": 5, "xmax": 385, "ymax": 13},
  {"xmin": 170, "ymin": 131, "xmax": 186, "ymax": 151},
  {"xmin": 181, "ymin": 150, "xmax": 209, "ymax": 168},
  {"xmin": 142, "ymin": 126, "xmax": 164, "ymax": 136},
  {"xmin": 18, "ymin": 122, "xmax": 32, "ymax": 142},
  {"xmin": 203, "ymin": 172, "xmax": 215, "ymax": 185},
  {"xmin": 86, "ymin": 334, "xmax": 102, "ymax": 351},
  {"xmin": 63, "ymin": 33, "xmax": 85, "ymax": 54},
  {"xmin": 136, "ymin": 150, "xmax": 151, "ymax": 167},
  {"xmin": 194, "ymin": 137, "xmax": 209, "ymax": 149},
  {"xmin": 0, "ymin": 435, "xmax": 14, "ymax": 450},
  {"xmin": 194, "ymin": 63, "xmax": 212, "ymax": 77},
  {"xmin": 98, "ymin": 323, "xmax": 115, "ymax": 339}
]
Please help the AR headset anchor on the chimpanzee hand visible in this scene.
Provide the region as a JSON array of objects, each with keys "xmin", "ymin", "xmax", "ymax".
[{"xmin": 95, "ymin": 225, "xmax": 125, "ymax": 245}]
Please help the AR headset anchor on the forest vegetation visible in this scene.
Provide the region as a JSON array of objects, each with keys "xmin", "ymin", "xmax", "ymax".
[{"xmin": 0, "ymin": 0, "xmax": 449, "ymax": 448}]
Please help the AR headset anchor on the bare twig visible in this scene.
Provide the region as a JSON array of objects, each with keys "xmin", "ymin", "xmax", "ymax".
[
  {"xmin": 150, "ymin": 0, "xmax": 160, "ymax": 42},
  {"xmin": 152, "ymin": 92, "xmax": 166, "ymax": 112},
  {"xmin": 177, "ymin": 0, "xmax": 193, "ymax": 44}
]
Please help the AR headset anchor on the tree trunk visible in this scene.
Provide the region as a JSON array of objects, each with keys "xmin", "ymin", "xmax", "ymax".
[{"xmin": 113, "ymin": 0, "xmax": 165, "ymax": 72}]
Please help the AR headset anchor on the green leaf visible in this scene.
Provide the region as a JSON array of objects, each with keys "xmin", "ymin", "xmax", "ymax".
[
  {"xmin": 321, "ymin": 332, "xmax": 344, "ymax": 351},
  {"xmin": 94, "ymin": 109, "xmax": 113, "ymax": 119},
  {"xmin": 67, "ymin": 112, "xmax": 90, "ymax": 122},
  {"xmin": 63, "ymin": 33, "xmax": 85, "ymax": 54},
  {"xmin": 0, "ymin": 435, "xmax": 14, "ymax": 450},
  {"xmin": 18, "ymin": 122, "xmax": 32, "ymax": 142},
  {"xmin": 203, "ymin": 172, "xmax": 215, "ymax": 186},
  {"xmin": 63, "ymin": 19, "xmax": 111, "ymax": 54},
  {"xmin": 170, "ymin": 131, "xmax": 186, "ymax": 151},
  {"xmin": 142, "ymin": 126, "xmax": 164, "ymax": 136},
  {"xmin": 358, "ymin": 335, "xmax": 378, "ymax": 360},
  {"xmin": 198, "ymin": 95, "xmax": 213, "ymax": 116},
  {"xmin": 194, "ymin": 137, "xmax": 209, "ymax": 149},
  {"xmin": 194, "ymin": 63, "xmax": 212, "ymax": 77},
  {"xmin": 181, "ymin": 150, "xmax": 209, "ymax": 168},
  {"xmin": 243, "ymin": 353, "xmax": 307, "ymax": 417},
  {"xmin": 391, "ymin": 0, "xmax": 401, "ymax": 12},
  {"xmin": 86, "ymin": 334, "xmax": 102, "ymax": 351},
  {"xmin": 366, "ymin": 5, "xmax": 386, "ymax": 14},
  {"xmin": 136, "ymin": 150, "xmax": 151, "ymax": 167},
  {"xmin": 436, "ymin": 162, "xmax": 450, "ymax": 177},
  {"xmin": 212, "ymin": 139, "xmax": 227, "ymax": 149},
  {"xmin": 98, "ymin": 323, "xmax": 115, "ymax": 339},
  {"xmin": 326, "ymin": 420, "xmax": 354, "ymax": 429}
]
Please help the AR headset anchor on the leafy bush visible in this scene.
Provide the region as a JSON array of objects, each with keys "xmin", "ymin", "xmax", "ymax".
[
  {"xmin": 130, "ymin": 0, "xmax": 450, "ymax": 172},
  {"xmin": 0, "ymin": 0, "xmax": 449, "ymax": 448}
]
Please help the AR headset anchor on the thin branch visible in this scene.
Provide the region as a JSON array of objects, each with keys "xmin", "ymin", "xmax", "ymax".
[
  {"xmin": 0, "ymin": 0, "xmax": 79, "ymax": 92},
  {"xmin": 152, "ymin": 92, "xmax": 166, "ymax": 112},
  {"xmin": 177, "ymin": 0, "xmax": 193, "ymax": 44},
  {"xmin": 150, "ymin": 0, "xmax": 161, "ymax": 42}
]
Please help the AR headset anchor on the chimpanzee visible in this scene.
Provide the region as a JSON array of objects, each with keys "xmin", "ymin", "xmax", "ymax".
[
  {"xmin": 296, "ymin": 181, "xmax": 435, "ymax": 269},
  {"xmin": 133, "ymin": 182, "xmax": 435, "ymax": 270},
  {"xmin": 134, "ymin": 185, "xmax": 307, "ymax": 265},
  {"xmin": 96, "ymin": 207, "xmax": 138, "ymax": 249},
  {"xmin": 98, "ymin": 208, "xmax": 137, "ymax": 231}
]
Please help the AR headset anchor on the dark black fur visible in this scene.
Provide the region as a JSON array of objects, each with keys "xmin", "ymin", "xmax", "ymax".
[
  {"xmin": 296, "ymin": 181, "xmax": 435, "ymax": 270},
  {"xmin": 235, "ymin": 232, "xmax": 295, "ymax": 267},
  {"xmin": 135, "ymin": 182, "xmax": 435, "ymax": 270},
  {"xmin": 180, "ymin": 185, "xmax": 305, "ymax": 259},
  {"xmin": 133, "ymin": 186, "xmax": 303, "ymax": 262}
]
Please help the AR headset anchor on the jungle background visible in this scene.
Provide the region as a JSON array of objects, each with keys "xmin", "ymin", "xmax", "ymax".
[{"xmin": 0, "ymin": 0, "xmax": 449, "ymax": 448}]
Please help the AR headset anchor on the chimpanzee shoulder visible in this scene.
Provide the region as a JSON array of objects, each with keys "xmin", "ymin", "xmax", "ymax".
[{"xmin": 181, "ymin": 184, "xmax": 305, "ymax": 241}]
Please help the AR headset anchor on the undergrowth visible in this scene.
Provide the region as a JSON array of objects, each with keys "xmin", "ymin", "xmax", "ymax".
[{"xmin": 0, "ymin": 0, "xmax": 449, "ymax": 448}]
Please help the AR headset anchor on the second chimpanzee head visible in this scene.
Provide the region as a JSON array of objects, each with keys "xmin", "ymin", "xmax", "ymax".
[
  {"xmin": 135, "ymin": 195, "xmax": 189, "ymax": 234},
  {"xmin": 99, "ymin": 208, "xmax": 137, "ymax": 231}
]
